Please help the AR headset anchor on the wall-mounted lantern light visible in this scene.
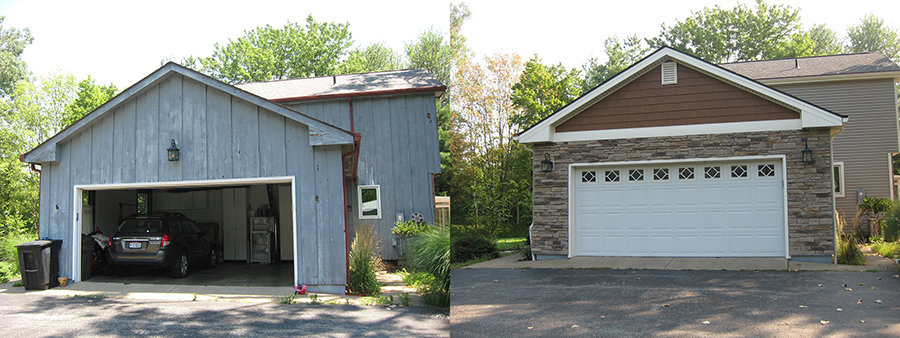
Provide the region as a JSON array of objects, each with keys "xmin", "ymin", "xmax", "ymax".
[
  {"xmin": 541, "ymin": 153, "xmax": 554, "ymax": 172},
  {"xmin": 167, "ymin": 139, "xmax": 180, "ymax": 161},
  {"xmin": 800, "ymin": 139, "xmax": 813, "ymax": 164}
]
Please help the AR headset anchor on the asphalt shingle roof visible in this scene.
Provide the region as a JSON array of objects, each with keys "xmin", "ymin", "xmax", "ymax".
[
  {"xmin": 236, "ymin": 69, "xmax": 445, "ymax": 101},
  {"xmin": 718, "ymin": 52, "xmax": 900, "ymax": 80}
]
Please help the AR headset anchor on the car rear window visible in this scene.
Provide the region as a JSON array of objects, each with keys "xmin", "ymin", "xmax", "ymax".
[{"xmin": 117, "ymin": 219, "xmax": 163, "ymax": 233}]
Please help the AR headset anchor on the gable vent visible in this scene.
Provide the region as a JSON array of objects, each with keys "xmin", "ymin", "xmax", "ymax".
[{"xmin": 661, "ymin": 62, "xmax": 677, "ymax": 85}]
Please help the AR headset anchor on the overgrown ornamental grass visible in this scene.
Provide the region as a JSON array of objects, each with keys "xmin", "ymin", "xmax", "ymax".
[
  {"xmin": 347, "ymin": 225, "xmax": 381, "ymax": 296},
  {"xmin": 407, "ymin": 226, "xmax": 450, "ymax": 307},
  {"xmin": 836, "ymin": 211, "xmax": 866, "ymax": 266},
  {"xmin": 0, "ymin": 232, "xmax": 37, "ymax": 283}
]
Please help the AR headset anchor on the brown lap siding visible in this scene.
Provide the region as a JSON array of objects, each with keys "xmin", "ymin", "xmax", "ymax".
[{"xmin": 530, "ymin": 128, "xmax": 834, "ymax": 257}]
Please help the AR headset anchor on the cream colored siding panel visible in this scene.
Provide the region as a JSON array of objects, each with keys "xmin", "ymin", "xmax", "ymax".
[{"xmin": 774, "ymin": 79, "xmax": 899, "ymax": 213}]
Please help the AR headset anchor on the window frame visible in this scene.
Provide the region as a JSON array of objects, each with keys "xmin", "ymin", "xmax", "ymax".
[
  {"xmin": 833, "ymin": 162, "xmax": 845, "ymax": 198},
  {"xmin": 357, "ymin": 185, "xmax": 382, "ymax": 219}
]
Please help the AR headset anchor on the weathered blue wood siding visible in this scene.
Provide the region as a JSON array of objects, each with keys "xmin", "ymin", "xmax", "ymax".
[
  {"xmin": 38, "ymin": 74, "xmax": 346, "ymax": 289},
  {"xmin": 288, "ymin": 93, "xmax": 440, "ymax": 260}
]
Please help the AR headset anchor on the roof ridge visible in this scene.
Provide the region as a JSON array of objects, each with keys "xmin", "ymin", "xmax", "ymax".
[
  {"xmin": 718, "ymin": 52, "xmax": 883, "ymax": 65},
  {"xmin": 238, "ymin": 68, "xmax": 425, "ymax": 86}
]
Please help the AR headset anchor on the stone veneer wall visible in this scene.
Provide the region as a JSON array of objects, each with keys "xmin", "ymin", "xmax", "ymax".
[{"xmin": 531, "ymin": 128, "xmax": 834, "ymax": 258}]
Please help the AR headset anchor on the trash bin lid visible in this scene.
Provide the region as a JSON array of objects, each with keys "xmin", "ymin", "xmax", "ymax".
[{"xmin": 15, "ymin": 240, "xmax": 53, "ymax": 248}]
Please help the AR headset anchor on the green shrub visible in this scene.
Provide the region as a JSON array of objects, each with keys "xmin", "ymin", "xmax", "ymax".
[
  {"xmin": 348, "ymin": 225, "xmax": 381, "ymax": 296},
  {"xmin": 407, "ymin": 226, "xmax": 450, "ymax": 307},
  {"xmin": 451, "ymin": 230, "xmax": 498, "ymax": 263},
  {"xmin": 0, "ymin": 232, "xmax": 36, "ymax": 283},
  {"xmin": 882, "ymin": 204, "xmax": 900, "ymax": 242},
  {"xmin": 391, "ymin": 220, "xmax": 432, "ymax": 237}
]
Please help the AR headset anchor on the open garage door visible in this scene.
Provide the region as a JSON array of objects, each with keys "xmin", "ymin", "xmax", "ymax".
[
  {"xmin": 73, "ymin": 177, "xmax": 296, "ymax": 286},
  {"xmin": 571, "ymin": 158, "xmax": 788, "ymax": 258}
]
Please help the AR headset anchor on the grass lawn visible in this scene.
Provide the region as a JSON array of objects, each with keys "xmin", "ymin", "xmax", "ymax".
[
  {"xmin": 870, "ymin": 241, "xmax": 900, "ymax": 259},
  {"xmin": 495, "ymin": 237, "xmax": 526, "ymax": 251}
]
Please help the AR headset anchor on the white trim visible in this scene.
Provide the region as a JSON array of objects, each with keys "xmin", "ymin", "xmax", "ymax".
[
  {"xmin": 833, "ymin": 162, "xmax": 846, "ymax": 198},
  {"xmin": 357, "ymin": 185, "xmax": 382, "ymax": 219},
  {"xmin": 70, "ymin": 176, "xmax": 298, "ymax": 286},
  {"xmin": 517, "ymin": 47, "xmax": 845, "ymax": 144},
  {"xmin": 553, "ymin": 120, "xmax": 802, "ymax": 143},
  {"xmin": 889, "ymin": 154, "xmax": 895, "ymax": 201},
  {"xmin": 567, "ymin": 155, "xmax": 790, "ymax": 259},
  {"xmin": 757, "ymin": 71, "xmax": 900, "ymax": 85}
]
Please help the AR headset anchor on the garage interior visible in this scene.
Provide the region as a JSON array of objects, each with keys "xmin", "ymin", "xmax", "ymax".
[{"xmin": 79, "ymin": 182, "xmax": 295, "ymax": 286}]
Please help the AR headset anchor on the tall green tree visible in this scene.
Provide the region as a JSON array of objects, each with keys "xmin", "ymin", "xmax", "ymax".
[
  {"xmin": 198, "ymin": 15, "xmax": 353, "ymax": 83},
  {"xmin": 0, "ymin": 16, "xmax": 33, "ymax": 98},
  {"xmin": 63, "ymin": 76, "xmax": 117, "ymax": 127},
  {"xmin": 510, "ymin": 57, "xmax": 581, "ymax": 131},
  {"xmin": 846, "ymin": 14, "xmax": 900, "ymax": 61},
  {"xmin": 581, "ymin": 35, "xmax": 650, "ymax": 91},
  {"xmin": 406, "ymin": 29, "xmax": 454, "ymax": 86},
  {"xmin": 807, "ymin": 24, "xmax": 843, "ymax": 56},
  {"xmin": 337, "ymin": 43, "xmax": 403, "ymax": 74},
  {"xmin": 646, "ymin": 0, "xmax": 811, "ymax": 63}
]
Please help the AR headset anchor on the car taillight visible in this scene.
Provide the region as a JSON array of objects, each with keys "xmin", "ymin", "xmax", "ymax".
[
  {"xmin": 109, "ymin": 237, "xmax": 113, "ymax": 247},
  {"xmin": 161, "ymin": 234, "xmax": 172, "ymax": 247}
]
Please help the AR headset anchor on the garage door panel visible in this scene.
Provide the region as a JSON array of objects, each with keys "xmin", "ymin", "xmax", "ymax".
[{"xmin": 574, "ymin": 160, "xmax": 786, "ymax": 258}]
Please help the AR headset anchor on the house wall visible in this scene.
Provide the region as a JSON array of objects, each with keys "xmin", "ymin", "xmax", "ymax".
[
  {"xmin": 287, "ymin": 93, "xmax": 441, "ymax": 260},
  {"xmin": 531, "ymin": 128, "xmax": 835, "ymax": 258},
  {"xmin": 38, "ymin": 73, "xmax": 346, "ymax": 289},
  {"xmin": 557, "ymin": 64, "xmax": 799, "ymax": 132},
  {"xmin": 771, "ymin": 79, "xmax": 899, "ymax": 216}
]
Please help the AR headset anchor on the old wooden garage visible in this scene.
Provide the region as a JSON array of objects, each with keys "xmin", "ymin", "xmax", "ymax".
[{"xmin": 22, "ymin": 63, "xmax": 353, "ymax": 293}]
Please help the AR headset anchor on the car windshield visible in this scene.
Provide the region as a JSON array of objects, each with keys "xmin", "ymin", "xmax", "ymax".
[{"xmin": 117, "ymin": 219, "xmax": 163, "ymax": 233}]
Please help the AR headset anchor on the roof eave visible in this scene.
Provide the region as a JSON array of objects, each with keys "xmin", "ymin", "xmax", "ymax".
[
  {"xmin": 757, "ymin": 71, "xmax": 900, "ymax": 85},
  {"xmin": 269, "ymin": 86, "xmax": 447, "ymax": 103}
]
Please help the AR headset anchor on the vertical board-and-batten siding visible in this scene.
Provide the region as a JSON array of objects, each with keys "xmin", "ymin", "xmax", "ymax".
[
  {"xmin": 288, "ymin": 93, "xmax": 440, "ymax": 260},
  {"xmin": 40, "ymin": 74, "xmax": 346, "ymax": 287},
  {"xmin": 773, "ymin": 79, "xmax": 900, "ymax": 214}
]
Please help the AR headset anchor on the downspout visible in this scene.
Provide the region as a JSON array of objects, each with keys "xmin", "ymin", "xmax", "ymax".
[
  {"xmin": 20, "ymin": 154, "xmax": 41, "ymax": 234},
  {"xmin": 341, "ymin": 96, "xmax": 361, "ymax": 292}
]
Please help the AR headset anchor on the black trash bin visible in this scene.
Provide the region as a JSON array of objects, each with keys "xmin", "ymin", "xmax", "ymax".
[
  {"xmin": 15, "ymin": 240, "xmax": 62, "ymax": 290},
  {"xmin": 81, "ymin": 235, "xmax": 94, "ymax": 280}
]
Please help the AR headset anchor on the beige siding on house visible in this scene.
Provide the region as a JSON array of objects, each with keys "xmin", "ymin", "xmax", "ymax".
[{"xmin": 773, "ymin": 79, "xmax": 899, "ymax": 215}]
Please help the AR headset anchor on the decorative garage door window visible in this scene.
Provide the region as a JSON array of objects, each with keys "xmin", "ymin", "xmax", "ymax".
[
  {"xmin": 572, "ymin": 160, "xmax": 785, "ymax": 258},
  {"xmin": 581, "ymin": 170, "xmax": 597, "ymax": 183}
]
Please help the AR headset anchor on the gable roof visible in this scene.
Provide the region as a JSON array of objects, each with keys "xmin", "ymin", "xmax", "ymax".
[
  {"xmin": 719, "ymin": 52, "xmax": 900, "ymax": 83},
  {"xmin": 236, "ymin": 69, "xmax": 446, "ymax": 103},
  {"xmin": 23, "ymin": 62, "xmax": 354, "ymax": 163},
  {"xmin": 517, "ymin": 47, "xmax": 847, "ymax": 144}
]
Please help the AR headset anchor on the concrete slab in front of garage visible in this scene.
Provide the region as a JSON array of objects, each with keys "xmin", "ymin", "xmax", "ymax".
[{"xmin": 462, "ymin": 253, "xmax": 898, "ymax": 272}]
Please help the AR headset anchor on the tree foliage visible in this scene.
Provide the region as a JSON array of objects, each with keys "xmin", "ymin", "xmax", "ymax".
[
  {"xmin": 198, "ymin": 15, "xmax": 353, "ymax": 83},
  {"xmin": 510, "ymin": 57, "xmax": 581, "ymax": 131},
  {"xmin": 0, "ymin": 16, "xmax": 33, "ymax": 98},
  {"xmin": 337, "ymin": 43, "xmax": 403, "ymax": 74},
  {"xmin": 63, "ymin": 76, "xmax": 117, "ymax": 127},
  {"xmin": 846, "ymin": 14, "xmax": 900, "ymax": 61},
  {"xmin": 647, "ymin": 0, "xmax": 810, "ymax": 63},
  {"xmin": 582, "ymin": 35, "xmax": 650, "ymax": 92}
]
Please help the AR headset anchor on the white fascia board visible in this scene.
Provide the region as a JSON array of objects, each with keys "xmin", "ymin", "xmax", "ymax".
[
  {"xmin": 553, "ymin": 119, "xmax": 802, "ymax": 142},
  {"xmin": 758, "ymin": 71, "xmax": 900, "ymax": 85},
  {"xmin": 518, "ymin": 47, "xmax": 844, "ymax": 144}
]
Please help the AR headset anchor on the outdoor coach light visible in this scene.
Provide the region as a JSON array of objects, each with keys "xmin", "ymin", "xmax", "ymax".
[
  {"xmin": 541, "ymin": 153, "xmax": 554, "ymax": 172},
  {"xmin": 801, "ymin": 139, "xmax": 813, "ymax": 164},
  {"xmin": 167, "ymin": 139, "xmax": 180, "ymax": 161}
]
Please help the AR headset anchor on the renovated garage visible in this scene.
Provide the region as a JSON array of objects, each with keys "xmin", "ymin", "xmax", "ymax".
[
  {"xmin": 571, "ymin": 159, "xmax": 786, "ymax": 257},
  {"xmin": 519, "ymin": 47, "xmax": 846, "ymax": 263}
]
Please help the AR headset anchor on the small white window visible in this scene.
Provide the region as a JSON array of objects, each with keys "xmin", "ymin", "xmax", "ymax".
[
  {"xmin": 358, "ymin": 185, "xmax": 381, "ymax": 219},
  {"xmin": 833, "ymin": 162, "xmax": 845, "ymax": 197},
  {"xmin": 661, "ymin": 62, "xmax": 677, "ymax": 85}
]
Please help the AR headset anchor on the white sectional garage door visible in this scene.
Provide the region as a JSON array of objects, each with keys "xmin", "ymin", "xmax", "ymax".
[{"xmin": 572, "ymin": 159, "xmax": 786, "ymax": 257}]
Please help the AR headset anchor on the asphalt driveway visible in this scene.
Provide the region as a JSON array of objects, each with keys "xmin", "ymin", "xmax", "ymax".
[
  {"xmin": 0, "ymin": 292, "xmax": 448, "ymax": 337},
  {"xmin": 451, "ymin": 268, "xmax": 900, "ymax": 337}
]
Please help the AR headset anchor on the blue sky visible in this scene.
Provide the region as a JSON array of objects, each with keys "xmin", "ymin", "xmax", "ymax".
[{"xmin": 1, "ymin": 0, "xmax": 898, "ymax": 88}]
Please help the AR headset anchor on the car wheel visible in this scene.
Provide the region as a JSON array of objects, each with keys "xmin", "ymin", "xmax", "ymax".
[
  {"xmin": 208, "ymin": 248, "xmax": 217, "ymax": 268},
  {"xmin": 172, "ymin": 252, "xmax": 189, "ymax": 278}
]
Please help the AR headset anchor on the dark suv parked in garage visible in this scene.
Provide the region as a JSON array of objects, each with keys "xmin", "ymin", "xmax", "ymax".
[{"xmin": 108, "ymin": 213, "xmax": 217, "ymax": 278}]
